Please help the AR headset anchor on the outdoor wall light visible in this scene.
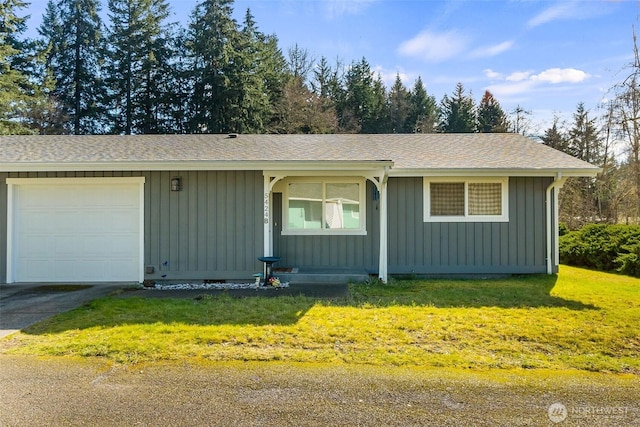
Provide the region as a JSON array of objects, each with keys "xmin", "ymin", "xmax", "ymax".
[{"xmin": 171, "ymin": 176, "xmax": 182, "ymax": 191}]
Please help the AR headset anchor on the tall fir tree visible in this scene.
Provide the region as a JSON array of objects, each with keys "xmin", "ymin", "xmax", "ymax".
[
  {"xmin": 567, "ymin": 102, "xmax": 602, "ymax": 164},
  {"xmin": 367, "ymin": 73, "xmax": 387, "ymax": 133},
  {"xmin": 408, "ymin": 76, "xmax": 438, "ymax": 133},
  {"xmin": 0, "ymin": 0, "xmax": 51, "ymax": 133},
  {"xmin": 338, "ymin": 57, "xmax": 386, "ymax": 133},
  {"xmin": 541, "ymin": 116, "xmax": 568, "ymax": 152},
  {"xmin": 39, "ymin": 0, "xmax": 107, "ymax": 134},
  {"xmin": 387, "ymin": 73, "xmax": 411, "ymax": 133},
  {"xmin": 165, "ymin": 26, "xmax": 192, "ymax": 133},
  {"xmin": 311, "ymin": 56, "xmax": 334, "ymax": 99},
  {"xmin": 105, "ymin": 0, "xmax": 173, "ymax": 134},
  {"xmin": 236, "ymin": 9, "xmax": 287, "ymax": 133},
  {"xmin": 476, "ymin": 90, "xmax": 509, "ymax": 132},
  {"xmin": 439, "ymin": 82, "xmax": 476, "ymax": 133},
  {"xmin": 560, "ymin": 103, "xmax": 605, "ymax": 227},
  {"xmin": 187, "ymin": 0, "xmax": 237, "ymax": 133}
]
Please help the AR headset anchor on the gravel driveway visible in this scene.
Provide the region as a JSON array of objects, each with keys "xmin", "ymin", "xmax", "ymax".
[{"xmin": 1, "ymin": 355, "xmax": 638, "ymax": 426}]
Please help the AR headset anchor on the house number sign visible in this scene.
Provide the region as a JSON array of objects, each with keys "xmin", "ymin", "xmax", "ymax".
[{"xmin": 263, "ymin": 192, "xmax": 269, "ymax": 224}]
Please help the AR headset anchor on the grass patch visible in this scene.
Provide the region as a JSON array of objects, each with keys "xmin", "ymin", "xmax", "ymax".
[{"xmin": 1, "ymin": 266, "xmax": 638, "ymax": 373}]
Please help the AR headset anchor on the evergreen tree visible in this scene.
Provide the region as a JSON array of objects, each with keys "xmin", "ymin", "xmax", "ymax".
[
  {"xmin": 408, "ymin": 76, "xmax": 437, "ymax": 133},
  {"xmin": 560, "ymin": 103, "xmax": 605, "ymax": 227},
  {"xmin": 476, "ymin": 90, "xmax": 509, "ymax": 132},
  {"xmin": 541, "ymin": 116, "xmax": 568, "ymax": 152},
  {"xmin": 186, "ymin": 0, "xmax": 237, "ymax": 133},
  {"xmin": 338, "ymin": 57, "xmax": 385, "ymax": 133},
  {"xmin": 227, "ymin": 9, "xmax": 270, "ymax": 133},
  {"xmin": 387, "ymin": 73, "xmax": 411, "ymax": 133},
  {"xmin": 0, "ymin": 0, "xmax": 50, "ymax": 133},
  {"xmin": 367, "ymin": 73, "xmax": 387, "ymax": 133},
  {"xmin": 311, "ymin": 56, "xmax": 333, "ymax": 99},
  {"xmin": 439, "ymin": 82, "xmax": 476, "ymax": 133},
  {"xmin": 164, "ymin": 27, "xmax": 192, "ymax": 133},
  {"xmin": 567, "ymin": 102, "xmax": 602, "ymax": 164},
  {"xmin": 105, "ymin": 0, "xmax": 173, "ymax": 134},
  {"xmin": 241, "ymin": 11, "xmax": 287, "ymax": 133},
  {"xmin": 39, "ymin": 0, "xmax": 107, "ymax": 134}
]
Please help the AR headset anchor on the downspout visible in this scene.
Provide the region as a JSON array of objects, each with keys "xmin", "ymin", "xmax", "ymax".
[
  {"xmin": 545, "ymin": 173, "xmax": 567, "ymax": 274},
  {"xmin": 378, "ymin": 167, "xmax": 390, "ymax": 283}
]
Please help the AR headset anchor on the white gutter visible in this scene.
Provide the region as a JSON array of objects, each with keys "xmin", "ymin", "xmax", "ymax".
[
  {"xmin": 390, "ymin": 168, "xmax": 601, "ymax": 178},
  {"xmin": 546, "ymin": 173, "xmax": 568, "ymax": 274}
]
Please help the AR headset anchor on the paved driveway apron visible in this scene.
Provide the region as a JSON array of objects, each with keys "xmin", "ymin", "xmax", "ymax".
[{"xmin": 0, "ymin": 284, "xmax": 125, "ymax": 338}]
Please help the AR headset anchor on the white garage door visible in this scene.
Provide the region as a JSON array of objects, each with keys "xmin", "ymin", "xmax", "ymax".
[{"xmin": 8, "ymin": 178, "xmax": 144, "ymax": 283}]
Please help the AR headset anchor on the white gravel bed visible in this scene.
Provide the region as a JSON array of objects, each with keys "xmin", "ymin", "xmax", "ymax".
[{"xmin": 146, "ymin": 282, "xmax": 290, "ymax": 291}]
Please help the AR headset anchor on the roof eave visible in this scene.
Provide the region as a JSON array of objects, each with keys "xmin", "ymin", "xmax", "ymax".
[
  {"xmin": 0, "ymin": 160, "xmax": 395, "ymax": 173},
  {"xmin": 389, "ymin": 167, "xmax": 602, "ymax": 177}
]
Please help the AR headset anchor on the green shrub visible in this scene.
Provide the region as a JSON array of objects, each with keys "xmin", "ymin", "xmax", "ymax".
[{"xmin": 559, "ymin": 224, "xmax": 640, "ymax": 277}]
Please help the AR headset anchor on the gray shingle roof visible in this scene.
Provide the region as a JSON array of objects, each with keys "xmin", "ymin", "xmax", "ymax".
[{"xmin": 0, "ymin": 133, "xmax": 599, "ymax": 175}]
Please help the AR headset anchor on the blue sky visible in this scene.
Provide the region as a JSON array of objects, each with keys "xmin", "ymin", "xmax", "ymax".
[{"xmin": 24, "ymin": 0, "xmax": 639, "ymax": 134}]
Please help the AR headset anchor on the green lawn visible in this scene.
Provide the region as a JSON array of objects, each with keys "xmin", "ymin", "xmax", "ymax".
[{"xmin": 2, "ymin": 265, "xmax": 639, "ymax": 373}]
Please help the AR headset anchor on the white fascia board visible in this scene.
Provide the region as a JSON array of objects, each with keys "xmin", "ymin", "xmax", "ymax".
[
  {"xmin": 389, "ymin": 167, "xmax": 601, "ymax": 177},
  {"xmin": 6, "ymin": 176, "xmax": 146, "ymax": 185},
  {"xmin": 0, "ymin": 160, "xmax": 394, "ymax": 172}
]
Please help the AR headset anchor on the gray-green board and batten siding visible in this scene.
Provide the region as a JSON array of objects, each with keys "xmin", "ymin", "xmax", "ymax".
[
  {"xmin": 0, "ymin": 172, "xmax": 554, "ymax": 282},
  {"xmin": 1, "ymin": 170, "xmax": 265, "ymax": 282},
  {"xmin": 274, "ymin": 176, "xmax": 553, "ymax": 275},
  {"xmin": 386, "ymin": 176, "xmax": 553, "ymax": 275}
]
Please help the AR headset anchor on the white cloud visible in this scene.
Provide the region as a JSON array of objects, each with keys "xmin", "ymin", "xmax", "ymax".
[
  {"xmin": 484, "ymin": 69, "xmax": 503, "ymax": 79},
  {"xmin": 485, "ymin": 67, "xmax": 590, "ymax": 99},
  {"xmin": 470, "ymin": 40, "xmax": 514, "ymax": 58},
  {"xmin": 527, "ymin": 2, "xmax": 576, "ymax": 28},
  {"xmin": 397, "ymin": 30, "xmax": 469, "ymax": 63},
  {"xmin": 506, "ymin": 71, "xmax": 533, "ymax": 82},
  {"xmin": 531, "ymin": 68, "xmax": 590, "ymax": 84},
  {"xmin": 526, "ymin": 0, "xmax": 612, "ymax": 28}
]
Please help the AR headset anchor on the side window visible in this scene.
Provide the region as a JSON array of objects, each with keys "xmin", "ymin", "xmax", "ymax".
[{"xmin": 424, "ymin": 178, "xmax": 508, "ymax": 222}]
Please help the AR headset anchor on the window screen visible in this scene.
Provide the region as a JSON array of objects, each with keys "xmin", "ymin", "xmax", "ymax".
[
  {"xmin": 430, "ymin": 182, "xmax": 465, "ymax": 216},
  {"xmin": 468, "ymin": 183, "xmax": 502, "ymax": 215}
]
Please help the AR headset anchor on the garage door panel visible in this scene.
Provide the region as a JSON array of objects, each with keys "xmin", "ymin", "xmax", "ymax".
[
  {"xmin": 20, "ymin": 235, "xmax": 51, "ymax": 257},
  {"xmin": 108, "ymin": 210, "xmax": 140, "ymax": 232},
  {"xmin": 54, "ymin": 235, "xmax": 80, "ymax": 256},
  {"xmin": 21, "ymin": 211, "xmax": 50, "ymax": 233},
  {"xmin": 11, "ymin": 179, "xmax": 143, "ymax": 283},
  {"xmin": 18, "ymin": 259, "xmax": 50, "ymax": 282}
]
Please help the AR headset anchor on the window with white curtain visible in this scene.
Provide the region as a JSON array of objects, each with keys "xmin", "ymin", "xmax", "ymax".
[{"xmin": 284, "ymin": 179, "xmax": 366, "ymax": 235}]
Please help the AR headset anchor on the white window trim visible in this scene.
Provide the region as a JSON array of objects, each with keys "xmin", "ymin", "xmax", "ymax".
[
  {"xmin": 423, "ymin": 177, "xmax": 509, "ymax": 222},
  {"xmin": 282, "ymin": 177, "xmax": 367, "ymax": 236}
]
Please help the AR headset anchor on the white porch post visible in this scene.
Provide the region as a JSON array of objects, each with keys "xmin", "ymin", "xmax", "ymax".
[
  {"xmin": 545, "ymin": 174, "xmax": 566, "ymax": 274},
  {"xmin": 263, "ymin": 175, "xmax": 272, "ymax": 257},
  {"xmin": 553, "ymin": 177, "xmax": 566, "ymax": 271},
  {"xmin": 378, "ymin": 168, "xmax": 389, "ymax": 282}
]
